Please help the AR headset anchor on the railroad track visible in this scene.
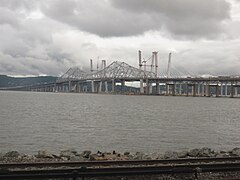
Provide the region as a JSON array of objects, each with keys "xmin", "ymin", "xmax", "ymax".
[{"xmin": 1, "ymin": 157, "xmax": 240, "ymax": 179}]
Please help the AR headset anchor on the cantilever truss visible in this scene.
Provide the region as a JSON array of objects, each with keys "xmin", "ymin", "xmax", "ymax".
[
  {"xmin": 57, "ymin": 67, "xmax": 87, "ymax": 82},
  {"xmin": 57, "ymin": 61, "xmax": 156, "ymax": 82},
  {"xmin": 89, "ymin": 61, "xmax": 156, "ymax": 79}
]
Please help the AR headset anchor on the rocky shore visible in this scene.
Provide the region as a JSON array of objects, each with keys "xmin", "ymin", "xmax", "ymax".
[
  {"xmin": 2, "ymin": 147, "xmax": 240, "ymax": 179},
  {"xmin": 1, "ymin": 147, "xmax": 240, "ymax": 163}
]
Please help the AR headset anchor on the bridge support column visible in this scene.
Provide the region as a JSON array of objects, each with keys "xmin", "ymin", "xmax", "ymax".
[
  {"xmin": 149, "ymin": 82, "xmax": 152, "ymax": 94},
  {"xmin": 200, "ymin": 83, "xmax": 202, "ymax": 96},
  {"xmin": 91, "ymin": 80, "xmax": 95, "ymax": 93},
  {"xmin": 68, "ymin": 81, "xmax": 71, "ymax": 92},
  {"xmin": 193, "ymin": 84, "xmax": 196, "ymax": 97},
  {"xmin": 172, "ymin": 83, "xmax": 176, "ymax": 96},
  {"xmin": 206, "ymin": 83, "xmax": 210, "ymax": 97},
  {"xmin": 235, "ymin": 85, "xmax": 238, "ymax": 97},
  {"xmin": 105, "ymin": 81, "xmax": 108, "ymax": 93},
  {"xmin": 112, "ymin": 79, "xmax": 115, "ymax": 93},
  {"xmin": 83, "ymin": 85, "xmax": 88, "ymax": 92},
  {"xmin": 77, "ymin": 82, "xmax": 81, "ymax": 93},
  {"xmin": 140, "ymin": 79, "xmax": 144, "ymax": 94},
  {"xmin": 225, "ymin": 83, "xmax": 228, "ymax": 96},
  {"xmin": 216, "ymin": 85, "xmax": 219, "ymax": 97},
  {"xmin": 145, "ymin": 79, "xmax": 149, "ymax": 94},
  {"xmin": 99, "ymin": 81, "xmax": 102, "ymax": 93},
  {"xmin": 53, "ymin": 84, "xmax": 56, "ymax": 92},
  {"xmin": 197, "ymin": 83, "xmax": 200, "ymax": 96},
  {"xmin": 202, "ymin": 83, "xmax": 205, "ymax": 96},
  {"xmin": 220, "ymin": 82, "xmax": 223, "ymax": 96},
  {"xmin": 73, "ymin": 84, "xmax": 77, "ymax": 93},
  {"xmin": 121, "ymin": 80, "xmax": 125, "ymax": 93},
  {"xmin": 179, "ymin": 83, "xmax": 182, "ymax": 95},
  {"xmin": 165, "ymin": 83, "xmax": 168, "ymax": 95},
  {"xmin": 186, "ymin": 83, "xmax": 189, "ymax": 96},
  {"xmin": 230, "ymin": 82, "xmax": 234, "ymax": 98},
  {"xmin": 156, "ymin": 81, "xmax": 160, "ymax": 95}
]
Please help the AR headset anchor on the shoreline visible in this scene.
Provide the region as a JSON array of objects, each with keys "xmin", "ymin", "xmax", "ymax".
[{"xmin": 1, "ymin": 147, "xmax": 240, "ymax": 163}]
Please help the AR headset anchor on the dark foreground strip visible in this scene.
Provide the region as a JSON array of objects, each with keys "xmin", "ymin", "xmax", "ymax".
[
  {"xmin": 1, "ymin": 156, "xmax": 240, "ymax": 169},
  {"xmin": 1, "ymin": 162, "xmax": 240, "ymax": 179}
]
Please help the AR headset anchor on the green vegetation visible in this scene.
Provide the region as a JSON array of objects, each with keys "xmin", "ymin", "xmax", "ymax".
[{"xmin": 0, "ymin": 75, "xmax": 57, "ymax": 88}]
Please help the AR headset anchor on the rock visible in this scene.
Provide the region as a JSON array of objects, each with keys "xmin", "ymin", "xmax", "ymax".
[
  {"xmin": 142, "ymin": 154, "xmax": 152, "ymax": 160},
  {"xmin": 123, "ymin": 152, "xmax": 130, "ymax": 156},
  {"xmin": 198, "ymin": 147, "xmax": 212, "ymax": 157},
  {"xmin": 177, "ymin": 151, "xmax": 188, "ymax": 158},
  {"xmin": 215, "ymin": 152, "xmax": 230, "ymax": 157},
  {"xmin": 157, "ymin": 154, "xmax": 164, "ymax": 159},
  {"xmin": 126, "ymin": 154, "xmax": 134, "ymax": 160},
  {"xmin": 148, "ymin": 153, "xmax": 160, "ymax": 160},
  {"xmin": 22, "ymin": 154, "xmax": 36, "ymax": 161},
  {"xmin": 0, "ymin": 152, "xmax": 3, "ymax": 159},
  {"xmin": 4, "ymin": 151, "xmax": 20, "ymax": 158},
  {"xmin": 70, "ymin": 156, "xmax": 86, "ymax": 161},
  {"xmin": 60, "ymin": 150, "xmax": 77, "ymax": 159},
  {"xmin": 231, "ymin": 148, "xmax": 240, "ymax": 156},
  {"xmin": 188, "ymin": 148, "xmax": 200, "ymax": 157},
  {"xmin": 60, "ymin": 156, "xmax": 69, "ymax": 161},
  {"xmin": 81, "ymin": 151, "xmax": 91, "ymax": 158},
  {"xmin": 52, "ymin": 154, "xmax": 61, "ymax": 159},
  {"xmin": 36, "ymin": 150, "xmax": 54, "ymax": 158},
  {"xmin": 164, "ymin": 151, "xmax": 178, "ymax": 159},
  {"xmin": 133, "ymin": 152, "xmax": 144, "ymax": 160},
  {"xmin": 89, "ymin": 155, "xmax": 96, "ymax": 161}
]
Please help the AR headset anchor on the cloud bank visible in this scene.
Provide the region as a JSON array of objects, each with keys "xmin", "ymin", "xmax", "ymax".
[{"xmin": 0, "ymin": 0, "xmax": 239, "ymax": 76}]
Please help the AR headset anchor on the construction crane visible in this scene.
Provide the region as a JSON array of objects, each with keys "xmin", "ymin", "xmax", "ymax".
[{"xmin": 167, "ymin": 52, "xmax": 172, "ymax": 78}]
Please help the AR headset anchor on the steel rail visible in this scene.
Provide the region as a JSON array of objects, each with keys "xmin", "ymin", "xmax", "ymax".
[
  {"xmin": 1, "ymin": 162, "xmax": 240, "ymax": 179},
  {"xmin": 1, "ymin": 156, "xmax": 240, "ymax": 169}
]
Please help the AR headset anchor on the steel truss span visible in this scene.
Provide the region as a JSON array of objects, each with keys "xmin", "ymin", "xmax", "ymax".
[{"xmin": 57, "ymin": 61, "xmax": 156, "ymax": 82}]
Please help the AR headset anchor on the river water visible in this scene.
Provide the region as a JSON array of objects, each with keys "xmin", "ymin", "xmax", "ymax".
[{"xmin": 0, "ymin": 91, "xmax": 240, "ymax": 154}]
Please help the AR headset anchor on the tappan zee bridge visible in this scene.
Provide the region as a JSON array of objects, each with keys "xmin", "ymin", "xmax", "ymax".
[{"xmin": 4, "ymin": 51, "xmax": 240, "ymax": 98}]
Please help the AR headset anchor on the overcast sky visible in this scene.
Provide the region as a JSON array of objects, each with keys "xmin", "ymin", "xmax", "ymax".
[{"xmin": 0, "ymin": 0, "xmax": 240, "ymax": 76}]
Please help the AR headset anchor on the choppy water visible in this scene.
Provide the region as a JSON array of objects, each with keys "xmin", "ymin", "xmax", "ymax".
[{"xmin": 0, "ymin": 91, "xmax": 240, "ymax": 154}]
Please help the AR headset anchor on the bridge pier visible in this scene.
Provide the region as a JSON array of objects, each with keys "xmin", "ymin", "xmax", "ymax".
[
  {"xmin": 91, "ymin": 80, "xmax": 95, "ymax": 93},
  {"xmin": 156, "ymin": 81, "xmax": 160, "ymax": 95},
  {"xmin": 225, "ymin": 83, "xmax": 228, "ymax": 96},
  {"xmin": 235, "ymin": 84, "xmax": 238, "ymax": 97},
  {"xmin": 98, "ymin": 81, "xmax": 102, "ymax": 93},
  {"xmin": 179, "ymin": 83, "xmax": 182, "ymax": 95},
  {"xmin": 140, "ymin": 79, "xmax": 144, "ymax": 94},
  {"xmin": 112, "ymin": 79, "xmax": 115, "ymax": 93},
  {"xmin": 220, "ymin": 82, "xmax": 223, "ymax": 96},
  {"xmin": 193, "ymin": 84, "xmax": 196, "ymax": 97},
  {"xmin": 165, "ymin": 83, "xmax": 168, "ymax": 95},
  {"xmin": 121, "ymin": 80, "xmax": 125, "ymax": 93},
  {"xmin": 77, "ymin": 82, "xmax": 81, "ymax": 93},
  {"xmin": 230, "ymin": 82, "xmax": 234, "ymax": 98},
  {"xmin": 206, "ymin": 83, "xmax": 211, "ymax": 97},
  {"xmin": 105, "ymin": 81, "xmax": 108, "ymax": 93},
  {"xmin": 216, "ymin": 85, "xmax": 219, "ymax": 97},
  {"xmin": 186, "ymin": 83, "xmax": 189, "ymax": 96},
  {"xmin": 172, "ymin": 83, "xmax": 176, "ymax": 96},
  {"xmin": 197, "ymin": 83, "xmax": 200, "ymax": 96},
  {"xmin": 149, "ymin": 82, "xmax": 152, "ymax": 94},
  {"xmin": 68, "ymin": 81, "xmax": 71, "ymax": 92}
]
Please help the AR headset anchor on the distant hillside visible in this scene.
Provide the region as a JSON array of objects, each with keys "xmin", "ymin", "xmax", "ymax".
[{"xmin": 0, "ymin": 75, "xmax": 57, "ymax": 88}]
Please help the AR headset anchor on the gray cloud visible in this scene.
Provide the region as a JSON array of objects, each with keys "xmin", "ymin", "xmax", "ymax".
[
  {"xmin": 0, "ymin": 0, "xmax": 239, "ymax": 77},
  {"xmin": 39, "ymin": 0, "xmax": 230, "ymax": 38}
]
